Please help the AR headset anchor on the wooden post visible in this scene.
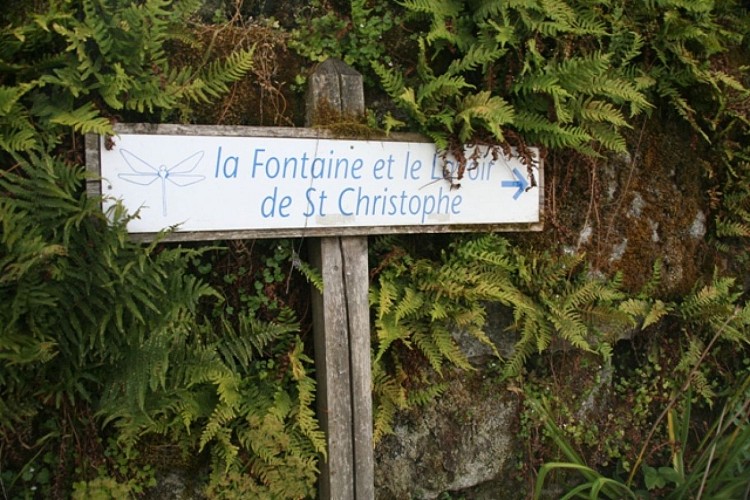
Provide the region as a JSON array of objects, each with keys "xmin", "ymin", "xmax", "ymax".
[{"xmin": 307, "ymin": 59, "xmax": 374, "ymax": 500}]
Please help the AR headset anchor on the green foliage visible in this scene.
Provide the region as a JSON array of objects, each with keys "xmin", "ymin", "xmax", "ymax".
[
  {"xmin": 371, "ymin": 355, "xmax": 408, "ymax": 444},
  {"xmin": 370, "ymin": 234, "xmax": 640, "ymax": 440},
  {"xmin": 0, "ymin": 1, "xmax": 324, "ymax": 497},
  {"xmin": 0, "ymin": 0, "xmax": 254, "ymax": 155},
  {"xmin": 712, "ymin": 145, "xmax": 750, "ymax": 260},
  {"xmin": 1, "ymin": 168, "xmax": 323, "ymax": 496},
  {"xmin": 532, "ymin": 353, "xmax": 750, "ymax": 499},
  {"xmin": 500, "ymin": 251, "xmax": 626, "ymax": 378},
  {"xmin": 611, "ymin": 0, "xmax": 750, "ymax": 140},
  {"xmin": 364, "ymin": 0, "xmax": 750, "ymax": 188},
  {"xmin": 373, "ymin": 0, "xmax": 653, "ymax": 159},
  {"xmin": 370, "ymin": 235, "xmax": 499, "ymax": 377},
  {"xmin": 102, "ymin": 439, "xmax": 158, "ymax": 495},
  {"xmin": 72, "ymin": 476, "xmax": 141, "ymax": 499},
  {"xmin": 0, "ymin": 157, "xmax": 214, "ymax": 425},
  {"xmin": 0, "ymin": 446, "xmax": 56, "ymax": 499},
  {"xmin": 0, "ymin": 157, "xmax": 221, "ymax": 497},
  {"xmin": 525, "ymin": 268, "xmax": 750, "ymax": 496},
  {"xmin": 370, "ymin": 234, "xmax": 750, "ymax": 480},
  {"xmin": 99, "ymin": 311, "xmax": 324, "ymax": 498},
  {"xmin": 617, "ymin": 2, "xmax": 750, "ymax": 259},
  {"xmin": 199, "ymin": 239, "xmax": 320, "ymax": 318},
  {"xmin": 669, "ymin": 373, "xmax": 750, "ymax": 498},
  {"xmin": 673, "ymin": 273, "xmax": 750, "ymax": 404},
  {"xmin": 531, "ymin": 397, "xmax": 639, "ymax": 499},
  {"xmin": 3, "ymin": 1, "xmax": 750, "ymax": 497},
  {"xmin": 290, "ymin": 0, "xmax": 400, "ymax": 82}
]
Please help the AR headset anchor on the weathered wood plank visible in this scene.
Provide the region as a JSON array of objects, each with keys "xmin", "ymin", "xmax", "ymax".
[
  {"xmin": 307, "ymin": 58, "xmax": 374, "ymax": 500},
  {"xmin": 124, "ymin": 221, "xmax": 543, "ymax": 242},
  {"xmin": 310, "ymin": 238, "xmax": 355, "ymax": 500},
  {"xmin": 109, "ymin": 121, "xmax": 428, "ymax": 142},
  {"xmin": 84, "ymin": 134, "xmax": 102, "ymax": 201},
  {"xmin": 340, "ymin": 236, "xmax": 374, "ymax": 499},
  {"xmin": 305, "ymin": 58, "xmax": 365, "ymax": 126}
]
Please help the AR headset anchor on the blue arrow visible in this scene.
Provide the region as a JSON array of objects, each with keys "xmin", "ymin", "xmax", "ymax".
[{"xmin": 501, "ymin": 168, "xmax": 529, "ymax": 200}]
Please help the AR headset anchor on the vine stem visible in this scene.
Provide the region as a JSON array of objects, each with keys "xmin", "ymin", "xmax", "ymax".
[{"xmin": 626, "ymin": 310, "xmax": 739, "ymax": 486}]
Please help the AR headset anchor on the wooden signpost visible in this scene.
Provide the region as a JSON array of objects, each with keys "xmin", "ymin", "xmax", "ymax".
[
  {"xmin": 86, "ymin": 59, "xmax": 542, "ymax": 500},
  {"xmin": 306, "ymin": 58, "xmax": 373, "ymax": 500}
]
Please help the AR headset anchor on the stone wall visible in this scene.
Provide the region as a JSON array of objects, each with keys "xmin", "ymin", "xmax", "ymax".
[{"xmin": 375, "ymin": 373, "xmax": 521, "ymax": 499}]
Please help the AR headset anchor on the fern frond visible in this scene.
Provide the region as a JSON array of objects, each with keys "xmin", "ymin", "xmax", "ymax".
[
  {"xmin": 399, "ymin": 0, "xmax": 461, "ymax": 16},
  {"xmin": 407, "ymin": 381, "xmax": 448, "ymax": 407},
  {"xmin": 577, "ymin": 99, "xmax": 629, "ymax": 127},
  {"xmin": 412, "ymin": 327, "xmax": 445, "ymax": 374},
  {"xmin": 288, "ymin": 341, "xmax": 326, "ymax": 457},
  {"xmin": 587, "ymin": 75, "xmax": 652, "ymax": 114},
  {"xmin": 374, "ymin": 316, "xmax": 411, "ymax": 362},
  {"xmin": 374, "ymin": 275, "xmax": 399, "ymax": 320},
  {"xmin": 372, "ymin": 359, "xmax": 408, "ymax": 444},
  {"xmin": 293, "ymin": 256, "xmax": 323, "ymax": 292},
  {"xmin": 680, "ymin": 279, "xmax": 738, "ymax": 321},
  {"xmin": 446, "ymin": 43, "xmax": 507, "ymax": 75},
  {"xmin": 584, "ymin": 123, "xmax": 628, "ymax": 152},
  {"xmin": 417, "ymin": 73, "xmax": 474, "ymax": 106},
  {"xmin": 182, "ymin": 47, "xmax": 255, "ymax": 103},
  {"xmin": 432, "ymin": 324, "xmax": 473, "ymax": 371},
  {"xmin": 619, "ymin": 298, "xmax": 669, "ymax": 329},
  {"xmin": 373, "ymin": 61, "xmax": 406, "ymax": 99},
  {"xmin": 0, "ymin": 122, "xmax": 37, "ymax": 153},
  {"xmin": 50, "ymin": 103, "xmax": 113, "ymax": 135},
  {"xmin": 394, "ymin": 286, "xmax": 424, "ymax": 322},
  {"xmin": 455, "ymin": 91, "xmax": 514, "ymax": 142},
  {"xmin": 512, "ymin": 72, "xmax": 569, "ymax": 97},
  {"xmin": 676, "ymin": 337, "xmax": 716, "ymax": 403},
  {"xmin": 515, "ymin": 111, "xmax": 593, "ymax": 150},
  {"xmin": 716, "ymin": 217, "xmax": 750, "ymax": 237},
  {"xmin": 503, "ymin": 319, "xmax": 542, "ymax": 379}
]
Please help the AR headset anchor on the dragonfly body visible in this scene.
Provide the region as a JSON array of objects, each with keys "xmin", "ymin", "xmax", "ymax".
[{"xmin": 118, "ymin": 149, "xmax": 205, "ymax": 216}]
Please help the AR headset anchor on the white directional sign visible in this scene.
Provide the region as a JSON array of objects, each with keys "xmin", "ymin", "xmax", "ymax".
[{"xmin": 95, "ymin": 127, "xmax": 541, "ymax": 236}]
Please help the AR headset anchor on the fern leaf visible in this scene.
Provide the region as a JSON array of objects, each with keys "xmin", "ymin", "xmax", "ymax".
[
  {"xmin": 413, "ymin": 328, "xmax": 445, "ymax": 374},
  {"xmin": 407, "ymin": 382, "xmax": 448, "ymax": 407},
  {"xmin": 432, "ymin": 324, "xmax": 473, "ymax": 371},
  {"xmin": 577, "ymin": 99, "xmax": 629, "ymax": 126},
  {"xmin": 376, "ymin": 276, "xmax": 399, "ymax": 321},
  {"xmin": 374, "ymin": 316, "xmax": 412, "ymax": 362},
  {"xmin": 446, "ymin": 43, "xmax": 507, "ymax": 75},
  {"xmin": 394, "ymin": 286, "xmax": 424, "ymax": 322},
  {"xmin": 417, "ymin": 73, "xmax": 474, "ymax": 106},
  {"xmin": 183, "ymin": 47, "xmax": 255, "ymax": 103},
  {"xmin": 373, "ymin": 61, "xmax": 406, "ymax": 99},
  {"xmin": 288, "ymin": 341, "xmax": 326, "ymax": 457},
  {"xmin": 716, "ymin": 217, "xmax": 750, "ymax": 237},
  {"xmin": 372, "ymin": 360, "xmax": 407, "ymax": 444},
  {"xmin": 456, "ymin": 91, "xmax": 514, "ymax": 142},
  {"xmin": 643, "ymin": 300, "xmax": 670, "ymax": 329}
]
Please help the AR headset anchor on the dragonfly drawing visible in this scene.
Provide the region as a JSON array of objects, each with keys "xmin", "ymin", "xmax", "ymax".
[{"xmin": 118, "ymin": 149, "xmax": 205, "ymax": 216}]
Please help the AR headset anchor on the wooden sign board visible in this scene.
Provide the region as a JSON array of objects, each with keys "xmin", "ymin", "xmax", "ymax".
[{"xmin": 86, "ymin": 123, "xmax": 542, "ymax": 241}]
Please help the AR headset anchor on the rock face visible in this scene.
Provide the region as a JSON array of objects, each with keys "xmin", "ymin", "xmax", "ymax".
[
  {"xmin": 144, "ymin": 470, "xmax": 204, "ymax": 500},
  {"xmin": 550, "ymin": 120, "xmax": 713, "ymax": 294},
  {"xmin": 374, "ymin": 118, "xmax": 716, "ymax": 498},
  {"xmin": 374, "ymin": 374, "xmax": 521, "ymax": 499}
]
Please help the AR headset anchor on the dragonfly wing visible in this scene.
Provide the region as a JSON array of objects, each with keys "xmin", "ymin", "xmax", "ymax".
[
  {"xmin": 167, "ymin": 174, "xmax": 205, "ymax": 187},
  {"xmin": 118, "ymin": 173, "xmax": 160, "ymax": 186},
  {"xmin": 168, "ymin": 150, "xmax": 204, "ymax": 174},
  {"xmin": 120, "ymin": 149, "xmax": 157, "ymax": 174}
]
